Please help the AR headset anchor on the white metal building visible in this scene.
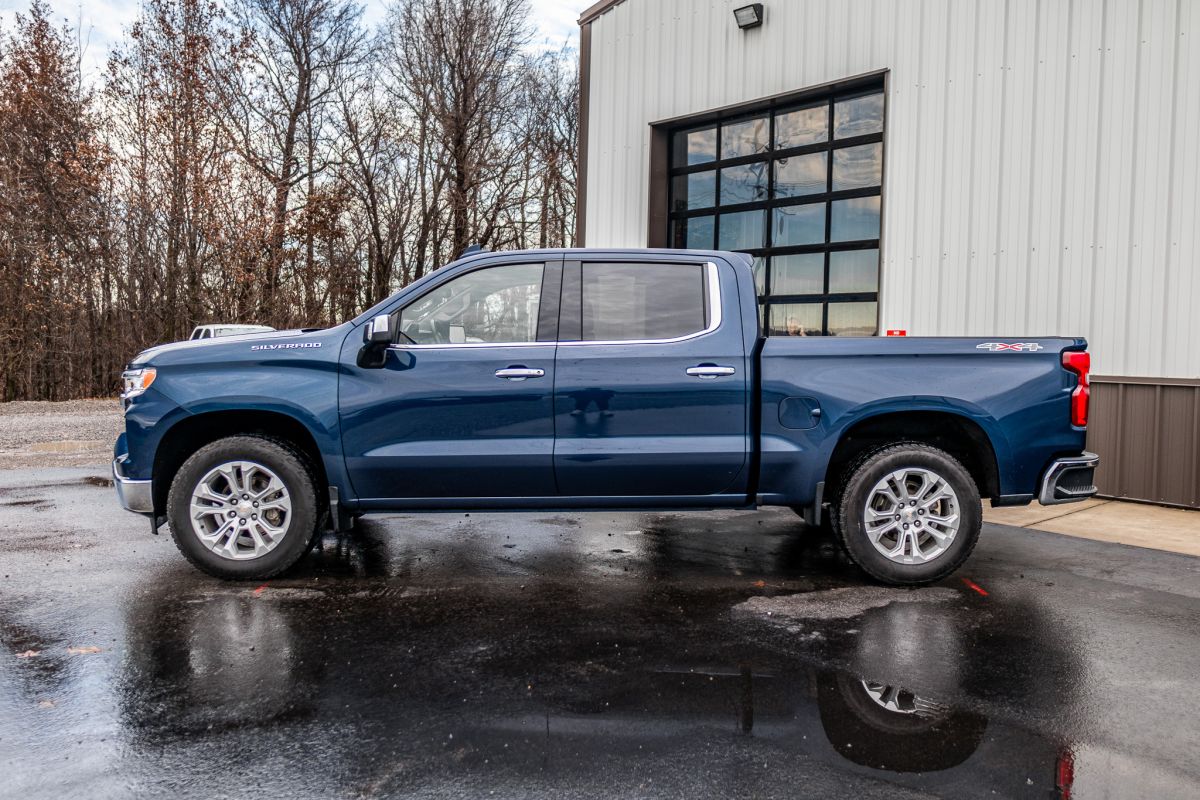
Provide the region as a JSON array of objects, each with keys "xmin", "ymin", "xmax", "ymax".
[{"xmin": 576, "ymin": 0, "xmax": 1200, "ymax": 507}]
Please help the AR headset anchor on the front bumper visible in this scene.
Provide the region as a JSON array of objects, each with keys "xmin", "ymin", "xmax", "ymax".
[
  {"xmin": 113, "ymin": 456, "xmax": 154, "ymax": 515},
  {"xmin": 1038, "ymin": 451, "xmax": 1100, "ymax": 505}
]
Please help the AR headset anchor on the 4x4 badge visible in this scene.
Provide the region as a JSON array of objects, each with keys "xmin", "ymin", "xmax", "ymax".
[{"xmin": 976, "ymin": 342, "xmax": 1043, "ymax": 352}]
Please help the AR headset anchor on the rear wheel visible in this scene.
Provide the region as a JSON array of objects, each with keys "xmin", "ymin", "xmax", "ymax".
[
  {"xmin": 834, "ymin": 443, "xmax": 981, "ymax": 585},
  {"xmin": 167, "ymin": 435, "xmax": 321, "ymax": 580}
]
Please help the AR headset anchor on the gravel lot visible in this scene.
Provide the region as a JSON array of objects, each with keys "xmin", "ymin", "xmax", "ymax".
[{"xmin": 0, "ymin": 399, "xmax": 123, "ymax": 469}]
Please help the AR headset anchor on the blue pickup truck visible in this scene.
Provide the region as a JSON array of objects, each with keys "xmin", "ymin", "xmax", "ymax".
[{"xmin": 113, "ymin": 249, "xmax": 1098, "ymax": 585}]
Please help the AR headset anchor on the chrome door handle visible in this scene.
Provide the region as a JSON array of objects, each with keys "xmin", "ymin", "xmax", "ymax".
[
  {"xmin": 495, "ymin": 367, "xmax": 545, "ymax": 380},
  {"xmin": 686, "ymin": 365, "xmax": 736, "ymax": 379}
]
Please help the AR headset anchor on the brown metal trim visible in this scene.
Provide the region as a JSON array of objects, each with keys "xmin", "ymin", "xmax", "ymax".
[
  {"xmin": 1091, "ymin": 375, "xmax": 1200, "ymax": 386},
  {"xmin": 646, "ymin": 126, "xmax": 669, "ymax": 247},
  {"xmin": 578, "ymin": 0, "xmax": 628, "ymax": 25},
  {"xmin": 648, "ymin": 69, "xmax": 890, "ymax": 129},
  {"xmin": 1089, "ymin": 378, "xmax": 1200, "ymax": 509},
  {"xmin": 575, "ymin": 22, "xmax": 592, "ymax": 246}
]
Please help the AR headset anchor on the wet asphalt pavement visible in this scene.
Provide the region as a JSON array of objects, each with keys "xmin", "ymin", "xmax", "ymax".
[{"xmin": 1, "ymin": 469, "xmax": 1199, "ymax": 799}]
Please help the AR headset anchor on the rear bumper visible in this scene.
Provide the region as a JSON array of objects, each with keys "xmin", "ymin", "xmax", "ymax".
[
  {"xmin": 113, "ymin": 456, "xmax": 154, "ymax": 515},
  {"xmin": 1038, "ymin": 451, "xmax": 1100, "ymax": 505}
]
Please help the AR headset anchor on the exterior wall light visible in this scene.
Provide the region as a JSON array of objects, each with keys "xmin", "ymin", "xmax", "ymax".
[{"xmin": 733, "ymin": 3, "xmax": 764, "ymax": 29}]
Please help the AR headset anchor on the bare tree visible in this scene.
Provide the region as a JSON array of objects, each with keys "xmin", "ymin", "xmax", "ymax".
[
  {"xmin": 0, "ymin": 0, "xmax": 577, "ymax": 401},
  {"xmin": 0, "ymin": 1, "xmax": 110, "ymax": 400},
  {"xmin": 384, "ymin": 0, "xmax": 531, "ymax": 261},
  {"xmin": 217, "ymin": 0, "xmax": 366, "ymax": 318}
]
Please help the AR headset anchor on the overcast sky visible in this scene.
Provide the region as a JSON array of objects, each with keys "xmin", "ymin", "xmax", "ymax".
[{"xmin": 0, "ymin": 0, "xmax": 583, "ymax": 78}]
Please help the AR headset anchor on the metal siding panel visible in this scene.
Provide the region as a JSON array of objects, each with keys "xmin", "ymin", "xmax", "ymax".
[
  {"xmin": 1027, "ymin": 0, "xmax": 1070, "ymax": 333},
  {"xmin": 1165, "ymin": 0, "xmax": 1198, "ymax": 379},
  {"xmin": 1088, "ymin": 382, "xmax": 1122, "ymax": 496},
  {"xmin": 1091, "ymin": 379, "xmax": 1200, "ymax": 508},
  {"xmin": 1156, "ymin": 385, "xmax": 1198, "ymax": 505},
  {"xmin": 584, "ymin": 0, "xmax": 1199, "ymax": 379}
]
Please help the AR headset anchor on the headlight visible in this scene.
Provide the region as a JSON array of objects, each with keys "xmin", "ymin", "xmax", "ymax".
[{"xmin": 121, "ymin": 368, "xmax": 157, "ymax": 400}]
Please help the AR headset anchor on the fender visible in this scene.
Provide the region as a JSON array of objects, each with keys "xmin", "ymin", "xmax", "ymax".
[{"xmin": 819, "ymin": 396, "xmax": 1012, "ymax": 486}]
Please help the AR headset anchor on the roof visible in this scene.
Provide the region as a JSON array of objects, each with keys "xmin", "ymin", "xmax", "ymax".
[{"xmin": 578, "ymin": 0, "xmax": 627, "ymax": 25}]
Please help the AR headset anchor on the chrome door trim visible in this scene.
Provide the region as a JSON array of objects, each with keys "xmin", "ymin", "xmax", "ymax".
[
  {"xmin": 556, "ymin": 262, "xmax": 722, "ymax": 347},
  {"xmin": 387, "ymin": 262, "xmax": 722, "ymax": 350}
]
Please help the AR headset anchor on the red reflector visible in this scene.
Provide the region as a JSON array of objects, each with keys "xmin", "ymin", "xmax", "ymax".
[
  {"xmin": 886, "ymin": 329, "xmax": 907, "ymax": 336},
  {"xmin": 1062, "ymin": 351, "xmax": 1090, "ymax": 427}
]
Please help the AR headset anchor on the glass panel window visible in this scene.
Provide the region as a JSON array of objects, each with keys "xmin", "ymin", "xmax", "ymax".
[
  {"xmin": 832, "ymin": 143, "xmax": 882, "ymax": 191},
  {"xmin": 769, "ymin": 303, "xmax": 822, "ymax": 337},
  {"xmin": 718, "ymin": 210, "xmax": 765, "ymax": 250},
  {"xmin": 773, "ymin": 203, "xmax": 825, "ymax": 246},
  {"xmin": 772, "ymin": 253, "xmax": 825, "ymax": 295},
  {"xmin": 828, "ymin": 249, "xmax": 879, "ymax": 294},
  {"xmin": 581, "ymin": 263, "xmax": 707, "ymax": 341},
  {"xmin": 672, "ymin": 171, "xmax": 716, "ymax": 211},
  {"xmin": 667, "ymin": 82, "xmax": 884, "ymax": 336},
  {"xmin": 827, "ymin": 301, "xmax": 877, "ymax": 336},
  {"xmin": 830, "ymin": 196, "xmax": 880, "ymax": 242},
  {"xmin": 400, "ymin": 263, "xmax": 543, "ymax": 345},
  {"xmin": 775, "ymin": 103, "xmax": 828, "ymax": 149},
  {"xmin": 673, "ymin": 127, "xmax": 717, "ymax": 166},
  {"xmin": 751, "ymin": 257, "xmax": 767, "ymax": 294},
  {"xmin": 673, "ymin": 215, "xmax": 714, "ymax": 248},
  {"xmin": 834, "ymin": 92, "xmax": 884, "ymax": 139},
  {"xmin": 722, "ymin": 116, "xmax": 768, "ymax": 158},
  {"xmin": 720, "ymin": 163, "xmax": 768, "ymax": 205},
  {"xmin": 774, "ymin": 152, "xmax": 827, "ymax": 198}
]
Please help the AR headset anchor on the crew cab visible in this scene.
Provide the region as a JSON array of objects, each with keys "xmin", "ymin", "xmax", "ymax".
[{"xmin": 113, "ymin": 249, "xmax": 1098, "ymax": 584}]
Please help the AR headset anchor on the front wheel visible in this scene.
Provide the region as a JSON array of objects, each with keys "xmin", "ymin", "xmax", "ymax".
[
  {"xmin": 835, "ymin": 443, "xmax": 981, "ymax": 586},
  {"xmin": 167, "ymin": 435, "xmax": 321, "ymax": 580}
]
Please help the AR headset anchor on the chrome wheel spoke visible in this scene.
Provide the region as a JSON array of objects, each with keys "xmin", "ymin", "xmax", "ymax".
[
  {"xmin": 190, "ymin": 460, "xmax": 292, "ymax": 562},
  {"xmin": 863, "ymin": 466, "xmax": 960, "ymax": 565}
]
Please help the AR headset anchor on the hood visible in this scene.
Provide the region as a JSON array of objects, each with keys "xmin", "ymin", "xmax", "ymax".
[{"xmin": 129, "ymin": 329, "xmax": 317, "ymax": 367}]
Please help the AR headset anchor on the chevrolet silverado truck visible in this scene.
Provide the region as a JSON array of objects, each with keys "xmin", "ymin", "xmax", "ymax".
[{"xmin": 113, "ymin": 248, "xmax": 1099, "ymax": 585}]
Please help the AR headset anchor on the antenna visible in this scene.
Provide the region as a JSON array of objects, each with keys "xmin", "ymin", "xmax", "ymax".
[{"xmin": 457, "ymin": 243, "xmax": 487, "ymax": 258}]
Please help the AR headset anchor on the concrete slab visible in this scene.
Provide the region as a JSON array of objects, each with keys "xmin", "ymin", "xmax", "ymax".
[
  {"xmin": 986, "ymin": 498, "xmax": 1200, "ymax": 557},
  {"xmin": 984, "ymin": 497, "xmax": 1109, "ymax": 527}
]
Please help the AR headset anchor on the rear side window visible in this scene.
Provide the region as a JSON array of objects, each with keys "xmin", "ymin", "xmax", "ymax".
[{"xmin": 580, "ymin": 263, "xmax": 708, "ymax": 342}]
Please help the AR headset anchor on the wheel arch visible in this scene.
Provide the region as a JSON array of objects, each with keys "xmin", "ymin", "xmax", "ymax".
[
  {"xmin": 822, "ymin": 410, "xmax": 1001, "ymax": 505},
  {"xmin": 152, "ymin": 409, "xmax": 329, "ymax": 515}
]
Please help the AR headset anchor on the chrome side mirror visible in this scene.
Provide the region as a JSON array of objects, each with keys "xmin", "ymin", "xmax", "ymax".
[{"xmin": 358, "ymin": 315, "xmax": 394, "ymax": 368}]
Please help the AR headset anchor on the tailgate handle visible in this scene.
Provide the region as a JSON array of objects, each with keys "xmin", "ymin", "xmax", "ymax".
[
  {"xmin": 686, "ymin": 365, "xmax": 736, "ymax": 379},
  {"xmin": 495, "ymin": 367, "xmax": 545, "ymax": 381}
]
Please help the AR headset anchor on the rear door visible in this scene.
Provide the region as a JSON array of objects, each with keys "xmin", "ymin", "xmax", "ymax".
[{"xmin": 552, "ymin": 257, "xmax": 749, "ymax": 499}]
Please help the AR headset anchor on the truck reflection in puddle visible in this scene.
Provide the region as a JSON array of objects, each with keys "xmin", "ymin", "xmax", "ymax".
[{"xmin": 112, "ymin": 520, "xmax": 1080, "ymax": 798}]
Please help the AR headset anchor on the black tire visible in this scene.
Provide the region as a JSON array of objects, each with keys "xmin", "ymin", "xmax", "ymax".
[
  {"xmin": 835, "ymin": 442, "xmax": 981, "ymax": 586},
  {"xmin": 167, "ymin": 435, "xmax": 321, "ymax": 580},
  {"xmin": 816, "ymin": 671, "xmax": 987, "ymax": 772}
]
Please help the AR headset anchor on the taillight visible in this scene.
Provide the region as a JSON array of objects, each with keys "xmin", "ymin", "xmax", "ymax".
[{"xmin": 1062, "ymin": 351, "xmax": 1090, "ymax": 427}]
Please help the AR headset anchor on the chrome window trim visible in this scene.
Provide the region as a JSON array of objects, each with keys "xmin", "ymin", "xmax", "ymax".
[
  {"xmin": 389, "ymin": 341, "xmax": 549, "ymax": 350},
  {"xmin": 387, "ymin": 261, "xmax": 721, "ymax": 350},
  {"xmin": 559, "ymin": 261, "xmax": 721, "ymax": 347}
]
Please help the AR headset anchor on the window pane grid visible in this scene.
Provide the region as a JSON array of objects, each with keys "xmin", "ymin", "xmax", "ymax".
[{"xmin": 668, "ymin": 83, "xmax": 884, "ymax": 337}]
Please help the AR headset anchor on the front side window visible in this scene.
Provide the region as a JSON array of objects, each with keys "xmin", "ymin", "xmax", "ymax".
[
  {"xmin": 581, "ymin": 263, "xmax": 707, "ymax": 342},
  {"xmin": 399, "ymin": 263, "xmax": 543, "ymax": 345},
  {"xmin": 668, "ymin": 83, "xmax": 885, "ymax": 337}
]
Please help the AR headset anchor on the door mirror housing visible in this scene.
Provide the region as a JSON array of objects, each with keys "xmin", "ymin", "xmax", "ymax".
[
  {"xmin": 358, "ymin": 314, "xmax": 394, "ymax": 368},
  {"xmin": 363, "ymin": 314, "xmax": 394, "ymax": 346}
]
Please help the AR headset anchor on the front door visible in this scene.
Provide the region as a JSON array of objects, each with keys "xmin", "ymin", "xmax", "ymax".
[
  {"xmin": 552, "ymin": 258, "xmax": 750, "ymax": 499},
  {"xmin": 340, "ymin": 259, "xmax": 561, "ymax": 501}
]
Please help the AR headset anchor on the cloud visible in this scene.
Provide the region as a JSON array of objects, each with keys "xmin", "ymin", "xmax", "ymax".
[
  {"xmin": 0, "ymin": 0, "xmax": 586, "ymax": 79},
  {"xmin": 0, "ymin": 0, "xmax": 138, "ymax": 77}
]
